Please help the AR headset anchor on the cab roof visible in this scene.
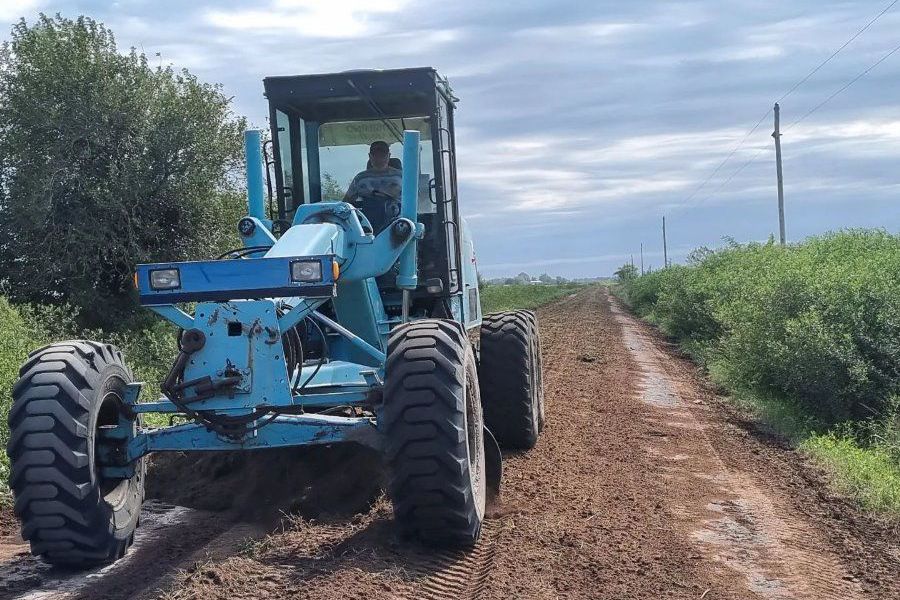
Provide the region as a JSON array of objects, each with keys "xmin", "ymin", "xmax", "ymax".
[{"xmin": 263, "ymin": 67, "xmax": 456, "ymax": 123}]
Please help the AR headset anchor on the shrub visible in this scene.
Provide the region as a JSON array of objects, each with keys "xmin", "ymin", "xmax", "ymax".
[
  {"xmin": 621, "ymin": 230, "xmax": 900, "ymax": 424},
  {"xmin": 0, "ymin": 297, "xmax": 47, "ymax": 499},
  {"xmin": 0, "ymin": 15, "xmax": 247, "ymax": 328}
]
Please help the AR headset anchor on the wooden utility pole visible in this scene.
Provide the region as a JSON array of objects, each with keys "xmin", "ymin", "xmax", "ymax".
[
  {"xmin": 773, "ymin": 103, "xmax": 786, "ymax": 245},
  {"xmin": 662, "ymin": 216, "xmax": 668, "ymax": 268},
  {"xmin": 640, "ymin": 243, "xmax": 644, "ymax": 275}
]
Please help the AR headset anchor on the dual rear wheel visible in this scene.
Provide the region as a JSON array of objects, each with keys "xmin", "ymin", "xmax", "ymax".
[{"xmin": 383, "ymin": 311, "xmax": 544, "ymax": 546}]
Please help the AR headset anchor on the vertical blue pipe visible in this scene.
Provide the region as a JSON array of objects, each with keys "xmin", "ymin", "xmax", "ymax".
[
  {"xmin": 245, "ymin": 130, "xmax": 266, "ymax": 221},
  {"xmin": 396, "ymin": 130, "xmax": 420, "ymax": 290}
]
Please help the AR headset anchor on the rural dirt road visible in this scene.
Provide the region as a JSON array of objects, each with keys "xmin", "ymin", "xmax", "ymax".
[{"xmin": 1, "ymin": 286, "xmax": 898, "ymax": 599}]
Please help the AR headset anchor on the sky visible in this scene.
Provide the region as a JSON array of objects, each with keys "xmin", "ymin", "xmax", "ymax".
[{"xmin": 2, "ymin": 0, "xmax": 899, "ymax": 277}]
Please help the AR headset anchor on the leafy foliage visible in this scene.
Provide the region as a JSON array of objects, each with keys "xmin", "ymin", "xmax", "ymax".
[
  {"xmin": 0, "ymin": 298, "xmax": 45, "ymax": 502},
  {"xmin": 614, "ymin": 263, "xmax": 638, "ymax": 282},
  {"xmin": 0, "ymin": 15, "xmax": 247, "ymax": 327},
  {"xmin": 321, "ymin": 172, "xmax": 346, "ymax": 201},
  {"xmin": 620, "ymin": 230, "xmax": 900, "ymax": 424}
]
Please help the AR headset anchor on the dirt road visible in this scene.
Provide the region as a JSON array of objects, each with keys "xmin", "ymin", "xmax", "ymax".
[{"xmin": 1, "ymin": 286, "xmax": 898, "ymax": 599}]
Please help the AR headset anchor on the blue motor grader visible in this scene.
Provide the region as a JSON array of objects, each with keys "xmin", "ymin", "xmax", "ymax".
[{"xmin": 7, "ymin": 68, "xmax": 544, "ymax": 566}]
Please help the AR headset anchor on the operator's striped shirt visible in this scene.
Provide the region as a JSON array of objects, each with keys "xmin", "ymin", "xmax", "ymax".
[{"xmin": 343, "ymin": 167, "xmax": 402, "ymax": 201}]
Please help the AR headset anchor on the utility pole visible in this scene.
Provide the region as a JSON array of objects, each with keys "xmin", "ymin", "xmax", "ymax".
[
  {"xmin": 662, "ymin": 216, "xmax": 668, "ymax": 268},
  {"xmin": 773, "ymin": 102, "xmax": 786, "ymax": 245},
  {"xmin": 640, "ymin": 243, "xmax": 644, "ymax": 275}
]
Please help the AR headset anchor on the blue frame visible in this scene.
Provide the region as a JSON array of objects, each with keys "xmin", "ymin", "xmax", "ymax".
[
  {"xmin": 115, "ymin": 131, "xmax": 426, "ymax": 468},
  {"xmin": 136, "ymin": 255, "xmax": 336, "ymax": 305}
]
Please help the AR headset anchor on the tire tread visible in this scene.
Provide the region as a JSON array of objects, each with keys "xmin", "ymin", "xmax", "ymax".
[
  {"xmin": 6, "ymin": 340, "xmax": 142, "ymax": 567},
  {"xmin": 383, "ymin": 319, "xmax": 483, "ymax": 546}
]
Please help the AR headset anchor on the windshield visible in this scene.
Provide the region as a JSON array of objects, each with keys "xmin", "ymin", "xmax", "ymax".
[{"xmin": 318, "ymin": 118, "xmax": 436, "ymax": 213}]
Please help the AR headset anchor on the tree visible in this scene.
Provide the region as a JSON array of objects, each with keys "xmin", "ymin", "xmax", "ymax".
[
  {"xmin": 614, "ymin": 263, "xmax": 638, "ymax": 282},
  {"xmin": 321, "ymin": 172, "xmax": 345, "ymax": 201},
  {"xmin": 0, "ymin": 15, "xmax": 247, "ymax": 326}
]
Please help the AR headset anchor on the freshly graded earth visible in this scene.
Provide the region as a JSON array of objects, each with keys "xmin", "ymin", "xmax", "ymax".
[{"xmin": 1, "ymin": 286, "xmax": 897, "ymax": 599}]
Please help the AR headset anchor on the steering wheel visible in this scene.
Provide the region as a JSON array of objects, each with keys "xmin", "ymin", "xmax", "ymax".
[{"xmin": 356, "ymin": 190, "xmax": 401, "ymax": 234}]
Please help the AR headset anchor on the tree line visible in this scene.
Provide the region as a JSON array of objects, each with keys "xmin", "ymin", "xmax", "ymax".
[{"xmin": 0, "ymin": 15, "xmax": 246, "ymax": 327}]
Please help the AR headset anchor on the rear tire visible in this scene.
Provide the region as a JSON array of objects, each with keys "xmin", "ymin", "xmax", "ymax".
[
  {"xmin": 479, "ymin": 310, "xmax": 545, "ymax": 449},
  {"xmin": 383, "ymin": 319, "xmax": 486, "ymax": 546},
  {"xmin": 6, "ymin": 341, "xmax": 145, "ymax": 567}
]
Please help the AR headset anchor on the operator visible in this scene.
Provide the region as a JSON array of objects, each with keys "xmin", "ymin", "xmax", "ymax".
[{"xmin": 343, "ymin": 140, "xmax": 402, "ymax": 203}]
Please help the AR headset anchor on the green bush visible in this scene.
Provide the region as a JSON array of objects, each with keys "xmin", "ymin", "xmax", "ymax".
[
  {"xmin": 0, "ymin": 15, "xmax": 246, "ymax": 328},
  {"xmin": 619, "ymin": 230, "xmax": 900, "ymax": 515},
  {"xmin": 0, "ymin": 298, "xmax": 47, "ymax": 501},
  {"xmin": 621, "ymin": 230, "xmax": 900, "ymax": 424}
]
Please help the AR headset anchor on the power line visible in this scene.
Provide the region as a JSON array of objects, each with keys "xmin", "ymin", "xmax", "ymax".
[
  {"xmin": 776, "ymin": 0, "xmax": 899, "ymax": 104},
  {"xmin": 697, "ymin": 147, "xmax": 768, "ymax": 205},
  {"xmin": 682, "ymin": 109, "xmax": 771, "ymax": 204},
  {"xmin": 787, "ymin": 39, "xmax": 900, "ymax": 130},
  {"xmin": 682, "ymin": 0, "xmax": 899, "ymax": 203}
]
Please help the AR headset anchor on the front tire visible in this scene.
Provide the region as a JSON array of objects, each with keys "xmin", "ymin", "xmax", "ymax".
[
  {"xmin": 7, "ymin": 341, "xmax": 145, "ymax": 567},
  {"xmin": 383, "ymin": 319, "xmax": 486, "ymax": 546}
]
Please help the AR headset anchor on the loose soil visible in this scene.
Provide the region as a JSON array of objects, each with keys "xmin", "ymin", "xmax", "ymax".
[{"xmin": 1, "ymin": 286, "xmax": 897, "ymax": 599}]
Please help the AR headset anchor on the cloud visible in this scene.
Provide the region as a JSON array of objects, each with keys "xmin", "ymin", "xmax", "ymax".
[
  {"xmin": 3, "ymin": 0, "xmax": 899, "ymax": 277},
  {"xmin": 204, "ymin": 0, "xmax": 408, "ymax": 37},
  {"xmin": 0, "ymin": 0, "xmax": 44, "ymax": 22}
]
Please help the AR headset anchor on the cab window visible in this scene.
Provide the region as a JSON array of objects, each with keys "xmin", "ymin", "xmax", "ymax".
[{"xmin": 317, "ymin": 118, "xmax": 435, "ymax": 212}]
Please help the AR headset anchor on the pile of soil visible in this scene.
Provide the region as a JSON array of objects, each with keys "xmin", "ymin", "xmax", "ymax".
[{"xmin": 146, "ymin": 443, "xmax": 385, "ymax": 524}]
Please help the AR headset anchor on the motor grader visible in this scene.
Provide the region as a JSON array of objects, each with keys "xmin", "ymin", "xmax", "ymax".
[{"xmin": 7, "ymin": 67, "xmax": 545, "ymax": 566}]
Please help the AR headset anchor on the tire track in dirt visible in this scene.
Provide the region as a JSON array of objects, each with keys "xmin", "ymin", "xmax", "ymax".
[
  {"xmin": 607, "ymin": 291, "xmax": 900, "ymax": 599},
  {"xmin": 0, "ymin": 501, "xmax": 243, "ymax": 600},
  {"xmin": 608, "ymin": 294, "xmax": 866, "ymax": 599},
  {"xmin": 410, "ymin": 521, "xmax": 502, "ymax": 600}
]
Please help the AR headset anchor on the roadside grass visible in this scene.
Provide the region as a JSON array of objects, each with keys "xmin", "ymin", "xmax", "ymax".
[
  {"xmin": 616, "ymin": 229, "xmax": 900, "ymax": 519},
  {"xmin": 802, "ymin": 434, "xmax": 900, "ymax": 514},
  {"xmin": 0, "ymin": 300, "xmax": 178, "ymax": 504},
  {"xmin": 481, "ymin": 283, "xmax": 585, "ymax": 314},
  {"xmin": 726, "ymin": 388, "xmax": 900, "ymax": 514},
  {"xmin": 0, "ymin": 298, "xmax": 47, "ymax": 506}
]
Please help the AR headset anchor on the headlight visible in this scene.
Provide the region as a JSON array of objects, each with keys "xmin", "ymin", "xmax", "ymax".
[
  {"xmin": 149, "ymin": 268, "xmax": 181, "ymax": 290},
  {"xmin": 290, "ymin": 260, "xmax": 323, "ymax": 283}
]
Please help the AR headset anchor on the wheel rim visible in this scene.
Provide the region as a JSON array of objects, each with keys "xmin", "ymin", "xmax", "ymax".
[
  {"xmin": 464, "ymin": 370, "xmax": 486, "ymax": 517},
  {"xmin": 95, "ymin": 389, "xmax": 133, "ymax": 509},
  {"xmin": 533, "ymin": 332, "xmax": 545, "ymax": 426},
  {"xmin": 528, "ymin": 334, "xmax": 541, "ymax": 426}
]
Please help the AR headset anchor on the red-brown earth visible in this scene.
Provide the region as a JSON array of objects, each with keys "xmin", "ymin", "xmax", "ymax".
[{"xmin": 1, "ymin": 286, "xmax": 897, "ymax": 599}]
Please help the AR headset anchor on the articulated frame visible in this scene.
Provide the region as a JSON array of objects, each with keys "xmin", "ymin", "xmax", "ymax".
[{"xmin": 101, "ymin": 131, "xmax": 426, "ymax": 475}]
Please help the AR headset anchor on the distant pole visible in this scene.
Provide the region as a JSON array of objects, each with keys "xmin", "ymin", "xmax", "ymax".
[
  {"xmin": 773, "ymin": 102, "xmax": 786, "ymax": 245},
  {"xmin": 640, "ymin": 243, "xmax": 644, "ymax": 275},
  {"xmin": 662, "ymin": 216, "xmax": 668, "ymax": 268}
]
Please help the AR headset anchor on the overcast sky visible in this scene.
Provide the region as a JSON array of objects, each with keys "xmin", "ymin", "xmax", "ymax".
[{"xmin": 3, "ymin": 0, "xmax": 899, "ymax": 277}]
